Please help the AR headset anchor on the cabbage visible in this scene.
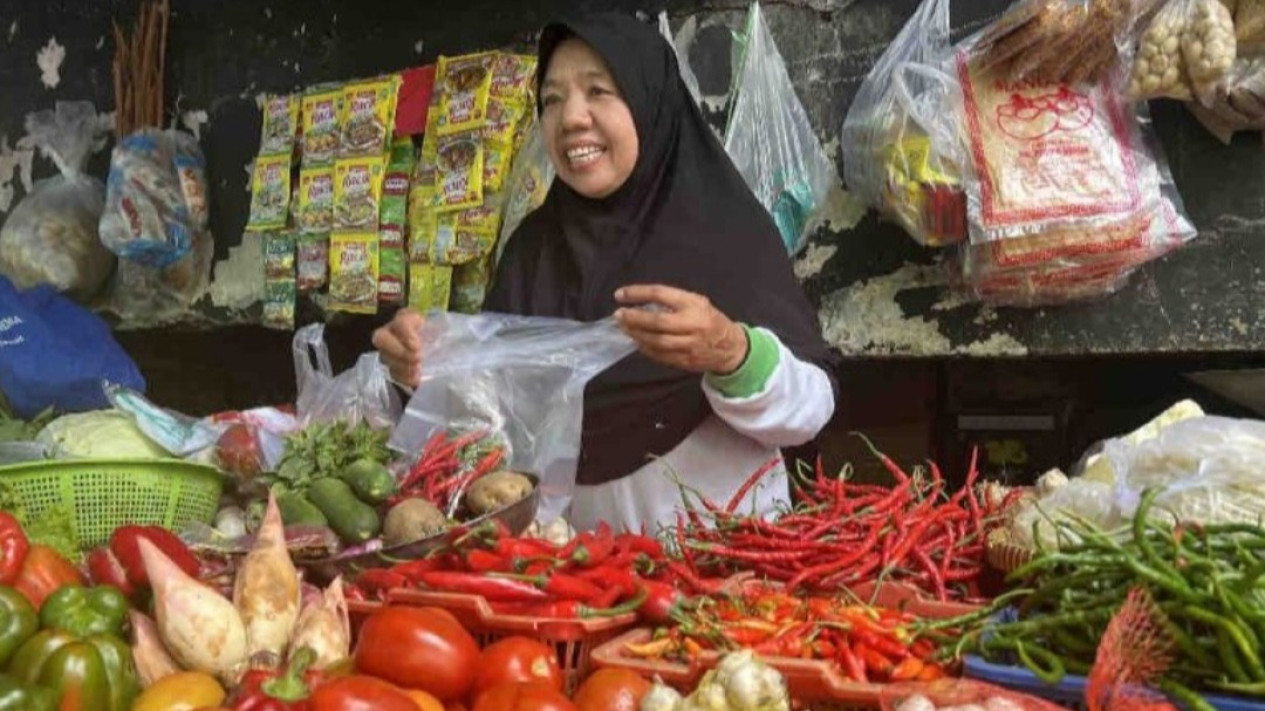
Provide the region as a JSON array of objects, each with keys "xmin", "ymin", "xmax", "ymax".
[{"xmin": 37, "ymin": 410, "xmax": 170, "ymax": 459}]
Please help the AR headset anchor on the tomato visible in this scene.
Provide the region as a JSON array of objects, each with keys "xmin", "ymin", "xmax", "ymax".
[
  {"xmin": 310, "ymin": 675, "xmax": 420, "ymax": 711},
  {"xmin": 403, "ymin": 689, "xmax": 445, "ymax": 711},
  {"xmin": 472, "ymin": 636, "xmax": 563, "ymax": 699},
  {"xmin": 572, "ymin": 669, "xmax": 652, "ymax": 711},
  {"xmin": 353, "ymin": 605, "xmax": 479, "ymax": 702},
  {"xmin": 472, "ymin": 682, "xmax": 577, "ymax": 711},
  {"xmin": 215, "ymin": 423, "xmax": 263, "ymax": 477}
]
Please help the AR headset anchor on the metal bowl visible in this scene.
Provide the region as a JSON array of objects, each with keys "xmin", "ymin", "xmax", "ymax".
[{"xmin": 307, "ymin": 471, "xmax": 540, "ymax": 582}]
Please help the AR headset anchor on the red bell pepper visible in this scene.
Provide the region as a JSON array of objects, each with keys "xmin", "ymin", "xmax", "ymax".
[
  {"xmin": 12, "ymin": 544, "xmax": 84, "ymax": 609},
  {"xmin": 87, "ymin": 526, "xmax": 199, "ymax": 601},
  {"xmin": 0, "ymin": 512, "xmax": 29, "ymax": 585},
  {"xmin": 228, "ymin": 647, "xmax": 323, "ymax": 710}
]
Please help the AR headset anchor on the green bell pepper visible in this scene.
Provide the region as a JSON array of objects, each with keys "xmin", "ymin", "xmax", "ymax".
[
  {"xmin": 38, "ymin": 586, "xmax": 129, "ymax": 639},
  {"xmin": 0, "ymin": 672, "xmax": 56, "ymax": 711},
  {"xmin": 0, "ymin": 587, "xmax": 37, "ymax": 668},
  {"xmin": 7, "ymin": 629, "xmax": 138, "ymax": 711}
]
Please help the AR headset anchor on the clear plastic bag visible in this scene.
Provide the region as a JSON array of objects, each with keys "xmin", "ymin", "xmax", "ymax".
[
  {"xmin": 108, "ymin": 225, "xmax": 214, "ymax": 322},
  {"xmin": 99, "ymin": 128, "xmax": 209, "ymax": 269},
  {"xmin": 1183, "ymin": 56, "xmax": 1265, "ymax": 143},
  {"xmin": 0, "ymin": 101, "xmax": 114, "ymax": 298},
  {"xmin": 496, "ymin": 122, "xmax": 554, "ymax": 263},
  {"xmin": 841, "ymin": 0, "xmax": 966, "ymax": 247},
  {"xmin": 723, "ymin": 2, "xmax": 840, "ymax": 256},
  {"xmin": 292, "ymin": 323, "xmax": 402, "ymax": 429},
  {"xmin": 388, "ymin": 312, "xmax": 636, "ymax": 523},
  {"xmin": 1130, "ymin": 0, "xmax": 1197, "ymax": 101},
  {"xmin": 658, "ymin": 11, "xmax": 703, "ymax": 108}
]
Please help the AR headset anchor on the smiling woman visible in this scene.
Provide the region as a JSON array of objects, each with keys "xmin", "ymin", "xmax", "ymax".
[{"xmin": 374, "ymin": 13, "xmax": 841, "ymax": 535}]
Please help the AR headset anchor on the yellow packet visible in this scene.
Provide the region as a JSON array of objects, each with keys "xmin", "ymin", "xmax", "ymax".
[
  {"xmin": 333, "ymin": 155, "xmax": 386, "ymax": 233},
  {"xmin": 483, "ymin": 97, "xmax": 523, "ymax": 146},
  {"xmin": 328, "ymin": 232, "xmax": 380, "ymax": 314},
  {"xmin": 246, "ymin": 154, "xmax": 292, "ymax": 231},
  {"xmin": 259, "ymin": 94, "xmax": 300, "ymax": 157},
  {"xmin": 408, "ymin": 262, "xmax": 453, "ymax": 313},
  {"xmin": 433, "ymin": 218, "xmax": 497, "ymax": 266},
  {"xmin": 301, "ymin": 89, "xmax": 342, "ymax": 167},
  {"xmin": 408, "ymin": 184, "xmax": 437, "ymax": 262},
  {"xmin": 295, "ymin": 167, "xmax": 335, "ymax": 233},
  {"xmin": 483, "ymin": 143, "xmax": 513, "ymax": 193},
  {"xmin": 436, "ymin": 52, "xmax": 495, "ymax": 136},
  {"xmin": 457, "ymin": 198, "xmax": 502, "ymax": 234},
  {"xmin": 490, "ymin": 53, "xmax": 538, "ymax": 99},
  {"xmin": 433, "ymin": 134, "xmax": 484, "ymax": 212},
  {"xmin": 339, "ymin": 76, "xmax": 399, "ymax": 158}
]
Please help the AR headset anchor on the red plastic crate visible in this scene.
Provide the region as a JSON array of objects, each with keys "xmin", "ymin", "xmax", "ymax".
[
  {"xmin": 589, "ymin": 582, "xmax": 979, "ymax": 710},
  {"xmin": 388, "ymin": 587, "xmax": 638, "ymax": 694}
]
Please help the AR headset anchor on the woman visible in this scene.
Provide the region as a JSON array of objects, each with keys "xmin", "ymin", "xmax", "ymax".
[{"xmin": 374, "ymin": 13, "xmax": 840, "ymax": 533}]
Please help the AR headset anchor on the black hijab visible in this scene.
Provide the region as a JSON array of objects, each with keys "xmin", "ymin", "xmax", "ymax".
[{"xmin": 484, "ymin": 12, "xmax": 840, "ymax": 486}]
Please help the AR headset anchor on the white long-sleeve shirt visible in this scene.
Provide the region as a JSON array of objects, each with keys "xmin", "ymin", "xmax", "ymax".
[{"xmin": 569, "ymin": 328, "xmax": 836, "ymax": 535}]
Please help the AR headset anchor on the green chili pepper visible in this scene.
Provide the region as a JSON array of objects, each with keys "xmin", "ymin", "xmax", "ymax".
[
  {"xmin": 1014, "ymin": 639, "xmax": 1066, "ymax": 685},
  {"xmin": 1159, "ymin": 679, "xmax": 1218, "ymax": 711}
]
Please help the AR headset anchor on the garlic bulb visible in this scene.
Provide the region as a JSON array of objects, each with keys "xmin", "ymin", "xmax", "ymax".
[
  {"xmin": 233, "ymin": 492, "xmax": 302, "ymax": 667},
  {"xmin": 641, "ymin": 682, "xmax": 684, "ymax": 711}
]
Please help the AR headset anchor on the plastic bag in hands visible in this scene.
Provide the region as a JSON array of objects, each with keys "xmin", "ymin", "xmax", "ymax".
[
  {"xmin": 0, "ymin": 102, "xmax": 114, "ymax": 298},
  {"xmin": 880, "ymin": 679, "xmax": 1071, "ymax": 711},
  {"xmin": 388, "ymin": 312, "xmax": 637, "ymax": 523},
  {"xmin": 293, "ymin": 323, "xmax": 402, "ymax": 430},
  {"xmin": 723, "ymin": 2, "xmax": 840, "ymax": 256},
  {"xmin": 1102, "ymin": 414, "xmax": 1265, "ymax": 529},
  {"xmin": 841, "ymin": 0, "xmax": 966, "ymax": 247},
  {"xmin": 98, "ymin": 128, "xmax": 209, "ymax": 269}
]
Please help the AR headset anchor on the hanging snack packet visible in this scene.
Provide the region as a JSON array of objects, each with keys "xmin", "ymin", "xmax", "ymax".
[
  {"xmin": 434, "ymin": 219, "xmax": 497, "ymax": 266},
  {"xmin": 264, "ymin": 230, "xmax": 297, "ymax": 280},
  {"xmin": 262, "ymin": 231, "xmax": 297, "ymax": 330},
  {"xmin": 328, "ymin": 232, "xmax": 380, "ymax": 314},
  {"xmin": 295, "ymin": 166, "xmax": 335, "ymax": 233},
  {"xmin": 490, "ymin": 53, "xmax": 537, "ymax": 100},
  {"xmin": 379, "ymin": 226, "xmax": 407, "ymax": 304},
  {"xmin": 333, "ymin": 155, "xmax": 386, "ymax": 232},
  {"xmin": 246, "ymin": 154, "xmax": 292, "ymax": 231},
  {"xmin": 339, "ymin": 77, "xmax": 400, "ymax": 158},
  {"xmin": 450, "ymin": 255, "xmax": 494, "ymax": 314},
  {"xmin": 381, "ymin": 138, "xmax": 416, "ymax": 228},
  {"xmin": 458, "ymin": 197, "xmax": 502, "ymax": 235},
  {"xmin": 259, "ymin": 94, "xmax": 300, "ymax": 157},
  {"xmin": 297, "ymin": 233, "xmax": 330, "ymax": 292},
  {"xmin": 433, "ymin": 135, "xmax": 484, "ymax": 212},
  {"xmin": 435, "ymin": 52, "xmax": 495, "ymax": 136},
  {"xmin": 408, "ymin": 262, "xmax": 453, "ymax": 313},
  {"xmin": 301, "ymin": 88, "xmax": 342, "ymax": 168}
]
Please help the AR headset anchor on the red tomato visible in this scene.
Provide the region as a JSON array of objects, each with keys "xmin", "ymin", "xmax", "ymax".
[
  {"xmin": 472, "ymin": 636, "xmax": 563, "ymax": 700},
  {"xmin": 571, "ymin": 669, "xmax": 653, "ymax": 711},
  {"xmin": 310, "ymin": 676, "xmax": 420, "ymax": 711},
  {"xmin": 216, "ymin": 423, "xmax": 263, "ymax": 477},
  {"xmin": 353, "ymin": 605, "xmax": 480, "ymax": 702},
  {"xmin": 472, "ymin": 682, "xmax": 577, "ymax": 711}
]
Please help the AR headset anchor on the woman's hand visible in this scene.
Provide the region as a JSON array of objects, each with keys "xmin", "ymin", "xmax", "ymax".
[
  {"xmin": 613, "ymin": 284, "xmax": 748, "ymax": 374},
  {"xmin": 372, "ymin": 308, "xmax": 425, "ymax": 388}
]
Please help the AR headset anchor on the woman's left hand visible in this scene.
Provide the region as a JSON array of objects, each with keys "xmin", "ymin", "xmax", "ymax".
[{"xmin": 613, "ymin": 284, "xmax": 748, "ymax": 374}]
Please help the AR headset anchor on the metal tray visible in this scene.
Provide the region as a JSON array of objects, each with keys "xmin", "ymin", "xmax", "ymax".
[{"xmin": 306, "ymin": 471, "xmax": 540, "ymax": 582}]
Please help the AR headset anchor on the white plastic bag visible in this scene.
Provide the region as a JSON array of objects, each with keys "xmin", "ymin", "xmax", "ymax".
[
  {"xmin": 389, "ymin": 312, "xmax": 636, "ymax": 523},
  {"xmin": 496, "ymin": 122, "xmax": 554, "ymax": 263},
  {"xmin": 723, "ymin": 2, "xmax": 840, "ymax": 256},
  {"xmin": 0, "ymin": 102, "xmax": 114, "ymax": 298},
  {"xmin": 658, "ymin": 11, "xmax": 703, "ymax": 108},
  {"xmin": 293, "ymin": 323, "xmax": 401, "ymax": 429},
  {"xmin": 841, "ymin": 0, "xmax": 966, "ymax": 247},
  {"xmin": 98, "ymin": 128, "xmax": 209, "ymax": 269}
]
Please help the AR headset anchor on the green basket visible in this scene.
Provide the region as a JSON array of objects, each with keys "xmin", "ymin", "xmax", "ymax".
[{"xmin": 0, "ymin": 459, "xmax": 223, "ymax": 551}]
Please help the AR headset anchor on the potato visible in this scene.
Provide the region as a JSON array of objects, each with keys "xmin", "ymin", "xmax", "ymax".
[
  {"xmin": 465, "ymin": 471, "xmax": 534, "ymax": 515},
  {"xmin": 383, "ymin": 498, "xmax": 448, "ymax": 546}
]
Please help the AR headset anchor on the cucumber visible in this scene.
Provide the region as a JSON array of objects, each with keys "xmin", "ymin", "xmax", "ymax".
[
  {"xmin": 339, "ymin": 458, "xmax": 397, "ymax": 504},
  {"xmin": 307, "ymin": 477, "xmax": 381, "ymax": 543},
  {"xmin": 275, "ymin": 491, "xmax": 327, "ymax": 527}
]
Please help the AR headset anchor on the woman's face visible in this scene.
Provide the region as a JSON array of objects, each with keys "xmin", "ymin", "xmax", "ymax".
[{"xmin": 540, "ymin": 37, "xmax": 639, "ymax": 199}]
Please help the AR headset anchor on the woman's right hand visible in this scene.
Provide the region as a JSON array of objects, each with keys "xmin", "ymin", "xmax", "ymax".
[{"xmin": 372, "ymin": 308, "xmax": 425, "ymax": 388}]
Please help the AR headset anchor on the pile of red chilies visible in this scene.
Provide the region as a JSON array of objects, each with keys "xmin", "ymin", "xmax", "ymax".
[
  {"xmin": 390, "ymin": 428, "xmax": 506, "ymax": 509},
  {"xmin": 675, "ymin": 445, "xmax": 1017, "ymax": 601}
]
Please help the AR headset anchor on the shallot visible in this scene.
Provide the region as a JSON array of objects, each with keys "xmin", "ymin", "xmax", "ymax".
[
  {"xmin": 289, "ymin": 576, "xmax": 351, "ymax": 670},
  {"xmin": 233, "ymin": 492, "xmax": 302, "ymax": 667},
  {"xmin": 129, "ymin": 609, "xmax": 181, "ymax": 686}
]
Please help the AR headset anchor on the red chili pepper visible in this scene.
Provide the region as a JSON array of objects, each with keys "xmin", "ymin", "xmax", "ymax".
[
  {"xmin": 890, "ymin": 656, "xmax": 926, "ymax": 682},
  {"xmin": 0, "ymin": 512, "xmax": 28, "ymax": 586},
  {"xmin": 725, "ymin": 457, "xmax": 782, "ymax": 514},
  {"xmin": 229, "ymin": 647, "xmax": 323, "ymax": 710},
  {"xmin": 576, "ymin": 565, "xmax": 640, "ymax": 598},
  {"xmin": 616, "ymin": 533, "xmax": 664, "ymax": 558},
  {"xmin": 493, "ymin": 587, "xmax": 647, "ymax": 619},
  {"xmin": 910, "ymin": 638, "xmax": 936, "ymax": 659},
  {"xmin": 464, "ymin": 549, "xmax": 510, "ymax": 574},
  {"xmin": 109, "ymin": 525, "xmax": 200, "ymax": 589},
  {"xmin": 639, "ymin": 580, "xmax": 702, "ymax": 625},
  {"xmin": 357, "ymin": 569, "xmax": 408, "ymax": 600},
  {"xmin": 837, "ymin": 640, "xmax": 869, "ymax": 683},
  {"xmin": 415, "ymin": 571, "xmax": 550, "ymax": 602},
  {"xmin": 572, "ymin": 522, "xmax": 616, "ymax": 568},
  {"xmin": 917, "ymin": 662, "xmax": 945, "ymax": 680},
  {"xmin": 588, "ymin": 583, "xmax": 624, "ymax": 609},
  {"xmin": 541, "ymin": 573, "xmax": 604, "ymax": 602},
  {"xmin": 854, "ymin": 641, "xmax": 896, "ymax": 678}
]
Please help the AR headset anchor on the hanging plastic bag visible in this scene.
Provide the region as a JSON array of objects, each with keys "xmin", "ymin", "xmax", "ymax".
[
  {"xmin": 98, "ymin": 128, "xmax": 209, "ymax": 269},
  {"xmin": 0, "ymin": 101, "xmax": 114, "ymax": 299},
  {"xmin": 0, "ymin": 275, "xmax": 145, "ymax": 420},
  {"xmin": 496, "ymin": 122, "xmax": 554, "ymax": 263},
  {"xmin": 723, "ymin": 2, "xmax": 840, "ymax": 256},
  {"xmin": 389, "ymin": 312, "xmax": 636, "ymax": 523},
  {"xmin": 109, "ymin": 225, "xmax": 214, "ymax": 322},
  {"xmin": 1130, "ymin": 0, "xmax": 1198, "ymax": 101},
  {"xmin": 841, "ymin": 0, "xmax": 965, "ymax": 247},
  {"xmin": 292, "ymin": 323, "xmax": 401, "ymax": 429},
  {"xmin": 658, "ymin": 11, "xmax": 703, "ymax": 108}
]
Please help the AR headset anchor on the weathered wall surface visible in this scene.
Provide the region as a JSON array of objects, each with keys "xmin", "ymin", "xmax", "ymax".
[{"xmin": 1, "ymin": 0, "xmax": 1263, "ymax": 413}]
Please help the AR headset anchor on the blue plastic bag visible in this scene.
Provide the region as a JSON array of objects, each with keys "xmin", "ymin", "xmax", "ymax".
[{"xmin": 0, "ymin": 275, "xmax": 145, "ymax": 419}]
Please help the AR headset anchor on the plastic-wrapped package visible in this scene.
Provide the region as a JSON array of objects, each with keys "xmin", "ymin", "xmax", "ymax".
[
  {"xmin": 389, "ymin": 312, "xmax": 636, "ymax": 523},
  {"xmin": 98, "ymin": 128, "xmax": 209, "ymax": 269},
  {"xmin": 841, "ymin": 0, "xmax": 966, "ymax": 246},
  {"xmin": 1182, "ymin": 0, "xmax": 1238, "ymax": 106},
  {"xmin": 0, "ymin": 102, "xmax": 114, "ymax": 298},
  {"xmin": 1183, "ymin": 55, "xmax": 1265, "ymax": 143},
  {"xmin": 292, "ymin": 324, "xmax": 401, "ymax": 429},
  {"xmin": 657, "ymin": 11, "xmax": 703, "ymax": 108},
  {"xmin": 108, "ymin": 225, "xmax": 214, "ymax": 322},
  {"xmin": 1130, "ymin": 0, "xmax": 1197, "ymax": 101},
  {"xmin": 723, "ymin": 2, "xmax": 840, "ymax": 256}
]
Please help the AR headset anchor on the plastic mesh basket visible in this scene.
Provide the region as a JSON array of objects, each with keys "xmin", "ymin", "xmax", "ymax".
[{"xmin": 0, "ymin": 458, "xmax": 223, "ymax": 550}]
